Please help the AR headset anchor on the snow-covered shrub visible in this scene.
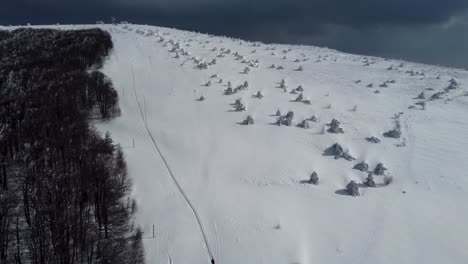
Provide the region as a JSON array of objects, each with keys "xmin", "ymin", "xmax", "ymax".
[
  {"xmin": 430, "ymin": 92, "xmax": 444, "ymax": 100},
  {"xmin": 275, "ymin": 109, "xmax": 282, "ymax": 116},
  {"xmin": 243, "ymin": 67, "xmax": 251, "ymax": 74},
  {"xmin": 327, "ymin": 119, "xmax": 344, "ymax": 134},
  {"xmin": 255, "ymin": 91, "xmax": 264, "ymax": 99},
  {"xmin": 310, "ymin": 172, "xmax": 319, "ymax": 185},
  {"xmin": 297, "ymin": 66, "xmax": 304, "ymax": 71},
  {"xmin": 383, "ymin": 129, "xmax": 401, "ymax": 138},
  {"xmin": 242, "ymin": 115, "xmax": 254, "ymax": 125},
  {"xmin": 280, "ymin": 79, "xmax": 287, "ymax": 89},
  {"xmin": 294, "ymin": 93, "xmax": 304, "ymax": 102},
  {"xmin": 366, "ymin": 136, "xmax": 381, "ymax": 144},
  {"xmin": 365, "ymin": 174, "xmax": 376, "ymax": 187},
  {"xmin": 197, "ymin": 62, "xmax": 208, "ymax": 70},
  {"xmin": 367, "ymin": 83, "xmax": 374, "ymax": 88},
  {"xmin": 290, "ymin": 89, "xmax": 298, "ymax": 94},
  {"xmin": 277, "ymin": 65, "xmax": 285, "ymax": 70},
  {"xmin": 296, "ymin": 85, "xmax": 304, "ymax": 92},
  {"xmin": 234, "ymin": 102, "xmax": 246, "ymax": 112},
  {"xmin": 373, "ymin": 163, "xmax": 387, "ymax": 176},
  {"xmin": 346, "ymin": 181, "xmax": 360, "ymax": 196},
  {"xmin": 384, "ymin": 175, "xmax": 393, "ymax": 185},
  {"xmin": 297, "ymin": 119, "xmax": 311, "ymax": 129},
  {"xmin": 415, "ymin": 101, "xmax": 426, "ymax": 110},
  {"xmin": 353, "ymin": 161, "xmax": 369, "ymax": 172},
  {"xmin": 204, "ymin": 80, "xmax": 212, "ymax": 87},
  {"xmin": 224, "ymin": 87, "xmax": 234, "ymax": 95},
  {"xmin": 211, "ymin": 74, "xmax": 219, "ymax": 79},
  {"xmin": 276, "ymin": 111, "xmax": 294, "ymax": 126},
  {"xmin": 198, "ymin": 95, "xmax": 205, "ymax": 101},
  {"xmin": 325, "ymin": 143, "xmax": 355, "ymax": 161},
  {"xmin": 417, "ymin": 91, "xmax": 426, "ymax": 99},
  {"xmin": 309, "ymin": 115, "xmax": 318, "ymax": 122},
  {"xmin": 379, "ymin": 82, "xmax": 388, "ymax": 88}
]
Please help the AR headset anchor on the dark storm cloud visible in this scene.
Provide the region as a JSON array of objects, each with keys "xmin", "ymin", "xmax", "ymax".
[
  {"xmin": 2, "ymin": 0, "xmax": 467, "ymax": 27},
  {"xmin": 1, "ymin": 0, "xmax": 468, "ymax": 68}
]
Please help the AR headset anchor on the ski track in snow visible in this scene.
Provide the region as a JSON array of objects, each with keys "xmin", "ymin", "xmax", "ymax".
[{"xmin": 130, "ymin": 64, "xmax": 214, "ymax": 262}]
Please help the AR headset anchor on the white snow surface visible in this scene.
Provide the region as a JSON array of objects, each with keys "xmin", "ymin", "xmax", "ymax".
[{"xmin": 8, "ymin": 24, "xmax": 468, "ymax": 264}]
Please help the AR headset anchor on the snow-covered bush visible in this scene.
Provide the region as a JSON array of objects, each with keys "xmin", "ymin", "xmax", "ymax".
[
  {"xmin": 373, "ymin": 163, "xmax": 387, "ymax": 175},
  {"xmin": 197, "ymin": 62, "xmax": 208, "ymax": 70},
  {"xmin": 294, "ymin": 93, "xmax": 304, "ymax": 102},
  {"xmin": 242, "ymin": 115, "xmax": 254, "ymax": 125},
  {"xmin": 255, "ymin": 91, "xmax": 264, "ymax": 99},
  {"xmin": 365, "ymin": 174, "xmax": 376, "ymax": 187},
  {"xmin": 276, "ymin": 111, "xmax": 294, "ymax": 126},
  {"xmin": 198, "ymin": 95, "xmax": 205, "ymax": 101},
  {"xmin": 417, "ymin": 91, "xmax": 426, "ymax": 99},
  {"xmin": 234, "ymin": 102, "xmax": 246, "ymax": 112},
  {"xmin": 296, "ymin": 85, "xmax": 304, "ymax": 92},
  {"xmin": 384, "ymin": 175, "xmax": 393, "ymax": 185},
  {"xmin": 275, "ymin": 109, "xmax": 282, "ymax": 116},
  {"xmin": 243, "ymin": 67, "xmax": 251, "ymax": 74},
  {"xmin": 430, "ymin": 92, "xmax": 444, "ymax": 100},
  {"xmin": 353, "ymin": 161, "xmax": 369, "ymax": 172},
  {"xmin": 280, "ymin": 79, "xmax": 287, "ymax": 89},
  {"xmin": 285, "ymin": 111, "xmax": 294, "ymax": 120},
  {"xmin": 310, "ymin": 172, "xmax": 319, "ymax": 185},
  {"xmin": 327, "ymin": 119, "xmax": 344, "ymax": 134},
  {"xmin": 325, "ymin": 143, "xmax": 355, "ymax": 161},
  {"xmin": 297, "ymin": 66, "xmax": 304, "ymax": 71},
  {"xmin": 297, "ymin": 119, "xmax": 311, "ymax": 129},
  {"xmin": 383, "ymin": 129, "xmax": 401, "ymax": 138},
  {"xmin": 224, "ymin": 87, "xmax": 234, "ymax": 95},
  {"xmin": 309, "ymin": 115, "xmax": 318, "ymax": 122},
  {"xmin": 346, "ymin": 181, "xmax": 360, "ymax": 196}
]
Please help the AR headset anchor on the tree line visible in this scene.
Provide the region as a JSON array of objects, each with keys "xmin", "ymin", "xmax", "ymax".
[{"xmin": 0, "ymin": 28, "xmax": 144, "ymax": 264}]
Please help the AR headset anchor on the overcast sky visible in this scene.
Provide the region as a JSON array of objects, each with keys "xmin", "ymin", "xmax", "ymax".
[{"xmin": 2, "ymin": 0, "xmax": 467, "ymax": 69}]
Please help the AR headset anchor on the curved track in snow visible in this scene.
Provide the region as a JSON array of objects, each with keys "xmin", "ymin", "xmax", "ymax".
[{"xmin": 130, "ymin": 65, "xmax": 214, "ymax": 262}]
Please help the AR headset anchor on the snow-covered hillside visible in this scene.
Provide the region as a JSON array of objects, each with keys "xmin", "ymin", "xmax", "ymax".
[{"xmin": 31, "ymin": 24, "xmax": 468, "ymax": 264}]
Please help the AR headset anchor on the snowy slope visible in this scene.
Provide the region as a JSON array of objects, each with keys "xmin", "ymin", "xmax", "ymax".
[{"xmin": 9, "ymin": 24, "xmax": 468, "ymax": 264}]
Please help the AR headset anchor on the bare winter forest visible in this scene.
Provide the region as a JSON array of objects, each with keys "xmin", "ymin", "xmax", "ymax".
[{"xmin": 0, "ymin": 28, "xmax": 144, "ymax": 264}]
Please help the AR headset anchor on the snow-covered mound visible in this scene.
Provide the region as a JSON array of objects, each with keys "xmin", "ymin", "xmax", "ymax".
[{"xmin": 14, "ymin": 24, "xmax": 468, "ymax": 264}]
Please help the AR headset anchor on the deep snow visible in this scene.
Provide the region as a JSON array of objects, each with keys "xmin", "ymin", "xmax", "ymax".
[{"xmin": 6, "ymin": 24, "xmax": 468, "ymax": 264}]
